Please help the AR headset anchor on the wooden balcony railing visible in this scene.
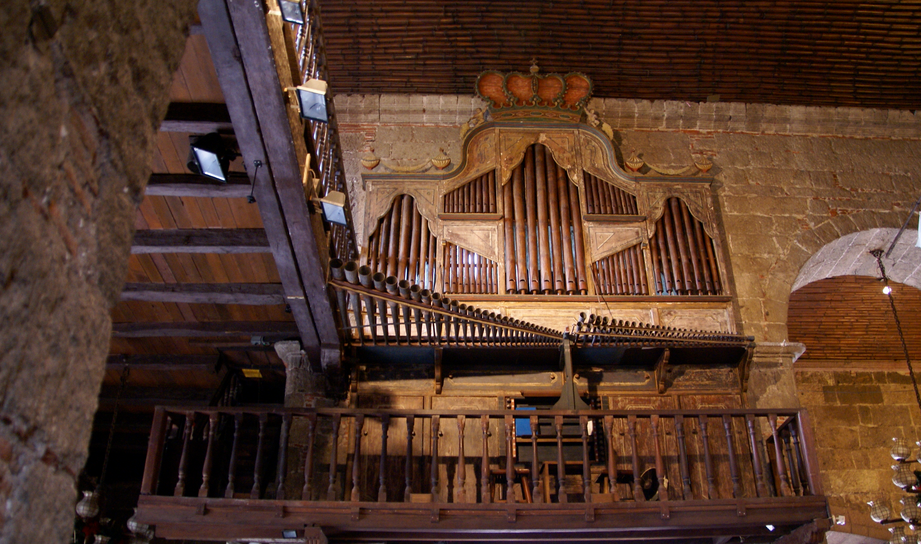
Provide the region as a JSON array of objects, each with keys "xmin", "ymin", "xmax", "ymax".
[{"xmin": 137, "ymin": 405, "xmax": 827, "ymax": 541}]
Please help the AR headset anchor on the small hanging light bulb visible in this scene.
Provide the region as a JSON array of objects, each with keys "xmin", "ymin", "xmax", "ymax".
[{"xmin": 884, "ymin": 285, "xmax": 893, "ymax": 295}]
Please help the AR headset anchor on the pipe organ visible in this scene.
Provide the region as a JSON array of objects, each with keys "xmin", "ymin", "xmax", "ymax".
[{"xmin": 365, "ymin": 194, "xmax": 437, "ymax": 290}]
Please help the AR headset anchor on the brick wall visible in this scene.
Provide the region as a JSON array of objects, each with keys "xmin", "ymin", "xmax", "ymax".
[{"xmin": 0, "ymin": 1, "xmax": 194, "ymax": 541}]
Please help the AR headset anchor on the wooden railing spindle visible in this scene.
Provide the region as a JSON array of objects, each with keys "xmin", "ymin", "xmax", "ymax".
[
  {"xmin": 723, "ymin": 415, "xmax": 741, "ymax": 498},
  {"xmin": 351, "ymin": 414, "xmax": 364, "ymax": 502},
  {"xmin": 224, "ymin": 413, "xmax": 242, "ymax": 498},
  {"xmin": 530, "ymin": 415, "xmax": 540, "ymax": 503},
  {"xmin": 302, "ymin": 413, "xmax": 317, "ymax": 500},
  {"xmin": 456, "ymin": 415, "xmax": 467, "ymax": 503},
  {"xmin": 627, "ymin": 415, "xmax": 642, "ymax": 501},
  {"xmin": 404, "ymin": 415, "xmax": 414, "ymax": 501},
  {"xmin": 378, "ymin": 415, "xmax": 389, "ymax": 502},
  {"xmin": 481, "ymin": 415, "xmax": 491, "ymax": 504},
  {"xmin": 769, "ymin": 414, "xmax": 793, "ymax": 496},
  {"xmin": 173, "ymin": 412, "xmax": 194, "ymax": 497},
  {"xmin": 580, "ymin": 415, "xmax": 592, "ymax": 503},
  {"xmin": 275, "ymin": 413, "xmax": 291, "ymax": 499},
  {"xmin": 505, "ymin": 415, "xmax": 515, "ymax": 502},
  {"xmin": 431, "ymin": 415, "xmax": 441, "ymax": 503},
  {"xmin": 674, "ymin": 415, "xmax": 691, "ymax": 500},
  {"xmin": 698, "ymin": 415, "xmax": 716, "ymax": 499},
  {"xmin": 198, "ymin": 413, "xmax": 218, "ymax": 498},
  {"xmin": 745, "ymin": 414, "xmax": 768, "ymax": 497},
  {"xmin": 251, "ymin": 413, "xmax": 268, "ymax": 499},
  {"xmin": 603, "ymin": 415, "xmax": 620, "ymax": 501},
  {"xmin": 555, "ymin": 416, "xmax": 567, "ymax": 503},
  {"xmin": 327, "ymin": 413, "xmax": 341, "ymax": 501}
]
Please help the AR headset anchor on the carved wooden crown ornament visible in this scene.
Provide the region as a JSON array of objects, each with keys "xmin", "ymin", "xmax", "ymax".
[{"xmin": 475, "ymin": 61, "xmax": 593, "ymax": 123}]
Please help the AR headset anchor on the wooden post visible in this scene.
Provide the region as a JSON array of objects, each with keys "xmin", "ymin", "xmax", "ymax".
[
  {"xmin": 627, "ymin": 415, "xmax": 643, "ymax": 501},
  {"xmin": 555, "ymin": 416, "xmax": 566, "ymax": 503},
  {"xmin": 456, "ymin": 415, "xmax": 467, "ymax": 503},
  {"xmin": 529, "ymin": 415, "xmax": 540, "ymax": 503},
  {"xmin": 251, "ymin": 413, "xmax": 267, "ymax": 499},
  {"xmin": 769, "ymin": 414, "xmax": 793, "ymax": 496},
  {"xmin": 651, "ymin": 415, "xmax": 667, "ymax": 502},
  {"xmin": 746, "ymin": 414, "xmax": 768, "ymax": 497},
  {"xmin": 198, "ymin": 414, "xmax": 218, "ymax": 498},
  {"xmin": 505, "ymin": 415, "xmax": 515, "ymax": 502},
  {"xmin": 580, "ymin": 415, "xmax": 592, "ymax": 503},
  {"xmin": 723, "ymin": 415, "xmax": 741, "ymax": 498},
  {"xmin": 302, "ymin": 413, "xmax": 317, "ymax": 500},
  {"xmin": 674, "ymin": 415, "xmax": 691, "ymax": 500},
  {"xmin": 327, "ymin": 413, "xmax": 341, "ymax": 501},
  {"xmin": 225, "ymin": 413, "xmax": 242, "ymax": 498},
  {"xmin": 698, "ymin": 415, "xmax": 716, "ymax": 499},
  {"xmin": 351, "ymin": 414, "xmax": 364, "ymax": 502},
  {"xmin": 275, "ymin": 413, "xmax": 291, "ymax": 499},
  {"xmin": 141, "ymin": 406, "xmax": 168, "ymax": 496},
  {"xmin": 404, "ymin": 415, "xmax": 415, "ymax": 501},
  {"xmin": 603, "ymin": 416, "xmax": 620, "ymax": 501},
  {"xmin": 173, "ymin": 412, "xmax": 193, "ymax": 497},
  {"xmin": 431, "ymin": 416, "xmax": 441, "ymax": 503},
  {"xmin": 481, "ymin": 415, "xmax": 491, "ymax": 504}
]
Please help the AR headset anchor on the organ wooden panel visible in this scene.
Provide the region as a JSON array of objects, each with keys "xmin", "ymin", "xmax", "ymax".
[
  {"xmin": 583, "ymin": 172, "xmax": 638, "ymax": 216},
  {"xmin": 649, "ymin": 197, "xmax": 723, "ymax": 296},
  {"xmin": 443, "ymin": 243, "xmax": 499, "ymax": 294},
  {"xmin": 366, "ymin": 194, "xmax": 437, "ymax": 290},
  {"xmin": 443, "ymin": 170, "xmax": 497, "ymax": 215},
  {"xmin": 503, "ymin": 144, "xmax": 587, "ymax": 295},
  {"xmin": 591, "ymin": 243, "xmax": 649, "ymax": 296}
]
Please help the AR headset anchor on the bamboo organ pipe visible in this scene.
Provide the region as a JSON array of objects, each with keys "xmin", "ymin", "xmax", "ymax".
[
  {"xmin": 669, "ymin": 198, "xmax": 693, "ymax": 294},
  {"xmin": 512, "ymin": 166, "xmax": 528, "ymax": 292},
  {"xmin": 567, "ymin": 169, "xmax": 587, "ymax": 293},
  {"xmin": 398, "ymin": 195, "xmax": 413, "ymax": 280},
  {"xmin": 680, "ymin": 202, "xmax": 704, "ymax": 294},
  {"xmin": 557, "ymin": 164, "xmax": 575, "ymax": 292},
  {"xmin": 386, "ymin": 196, "xmax": 401, "ymax": 277},
  {"xmin": 408, "ymin": 205, "xmax": 422, "ymax": 284},
  {"xmin": 523, "ymin": 146, "xmax": 539, "ymax": 292},
  {"xmin": 546, "ymin": 159, "xmax": 564, "ymax": 293},
  {"xmin": 503, "ymin": 180, "xmax": 517, "ymax": 292},
  {"xmin": 534, "ymin": 145, "xmax": 552, "ymax": 292}
]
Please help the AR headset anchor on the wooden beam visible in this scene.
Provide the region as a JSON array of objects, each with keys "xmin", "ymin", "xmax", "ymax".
[
  {"xmin": 131, "ymin": 228, "xmax": 271, "ymax": 254},
  {"xmin": 121, "ymin": 282, "xmax": 285, "ymax": 305},
  {"xmin": 225, "ymin": 0, "xmax": 341, "ymax": 366},
  {"xmin": 199, "ymin": 0, "xmax": 324, "ymax": 366},
  {"xmin": 111, "ymin": 321, "xmax": 298, "ymax": 338},
  {"xmin": 106, "ymin": 354, "xmax": 219, "ymax": 372},
  {"xmin": 159, "ymin": 102, "xmax": 233, "ymax": 132},
  {"xmin": 145, "ymin": 173, "xmax": 252, "ymax": 198}
]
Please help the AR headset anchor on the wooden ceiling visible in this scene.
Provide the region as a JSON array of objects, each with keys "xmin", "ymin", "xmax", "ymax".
[
  {"xmin": 318, "ymin": 0, "xmax": 921, "ymax": 110},
  {"xmin": 788, "ymin": 275, "xmax": 921, "ymax": 363}
]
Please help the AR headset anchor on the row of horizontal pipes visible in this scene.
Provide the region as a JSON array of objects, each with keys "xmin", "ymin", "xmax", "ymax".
[
  {"xmin": 572, "ymin": 312, "xmax": 752, "ymax": 347},
  {"xmin": 443, "ymin": 170, "xmax": 497, "ymax": 214},
  {"xmin": 330, "ymin": 259, "xmax": 562, "ymax": 346}
]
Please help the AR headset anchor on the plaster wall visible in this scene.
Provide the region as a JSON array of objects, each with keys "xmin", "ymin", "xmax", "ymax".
[{"xmin": 0, "ymin": 1, "xmax": 194, "ymax": 541}]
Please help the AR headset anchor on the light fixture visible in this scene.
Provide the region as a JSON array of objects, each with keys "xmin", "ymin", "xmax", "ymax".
[
  {"xmin": 294, "ymin": 79, "xmax": 329, "ymax": 123},
  {"xmin": 319, "ymin": 191, "xmax": 348, "ymax": 226},
  {"xmin": 869, "ymin": 248, "xmax": 921, "ymax": 542},
  {"xmin": 187, "ymin": 133, "xmax": 238, "ymax": 182},
  {"xmin": 278, "ymin": 0, "xmax": 304, "ymax": 25},
  {"xmin": 765, "ymin": 524, "xmax": 776, "ymax": 532}
]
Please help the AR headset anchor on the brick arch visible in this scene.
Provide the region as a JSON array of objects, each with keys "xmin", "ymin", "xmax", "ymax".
[{"xmin": 754, "ymin": 210, "xmax": 905, "ymax": 342}]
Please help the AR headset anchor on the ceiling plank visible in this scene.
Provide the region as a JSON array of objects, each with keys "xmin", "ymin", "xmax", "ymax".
[
  {"xmin": 131, "ymin": 228, "xmax": 271, "ymax": 254},
  {"xmin": 145, "ymin": 173, "xmax": 252, "ymax": 198},
  {"xmin": 106, "ymin": 354, "xmax": 219, "ymax": 372},
  {"xmin": 198, "ymin": 0, "xmax": 325, "ymax": 367},
  {"xmin": 111, "ymin": 321, "xmax": 298, "ymax": 338},
  {"xmin": 121, "ymin": 282, "xmax": 285, "ymax": 305},
  {"xmin": 159, "ymin": 102, "xmax": 233, "ymax": 132},
  {"xmin": 224, "ymin": 0, "xmax": 341, "ymax": 368}
]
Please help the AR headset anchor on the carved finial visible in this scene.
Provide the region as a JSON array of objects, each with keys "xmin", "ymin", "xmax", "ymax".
[
  {"xmin": 431, "ymin": 148, "xmax": 451, "ymax": 170},
  {"xmin": 626, "ymin": 152, "xmax": 644, "ymax": 172},
  {"xmin": 360, "ymin": 147, "xmax": 380, "ymax": 170},
  {"xmin": 530, "ymin": 58, "xmax": 540, "ymax": 74}
]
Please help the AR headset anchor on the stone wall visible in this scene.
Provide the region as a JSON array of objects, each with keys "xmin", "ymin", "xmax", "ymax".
[
  {"xmin": 796, "ymin": 368, "xmax": 916, "ymax": 541},
  {"xmin": 0, "ymin": 1, "xmax": 194, "ymax": 541}
]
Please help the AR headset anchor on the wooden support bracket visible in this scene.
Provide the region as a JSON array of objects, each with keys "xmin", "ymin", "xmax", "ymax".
[
  {"xmin": 430, "ymin": 508, "xmax": 440, "ymax": 523},
  {"xmin": 434, "ymin": 348, "xmax": 443, "ymax": 394},
  {"xmin": 351, "ymin": 507, "xmax": 360, "ymax": 521},
  {"xmin": 506, "ymin": 506, "xmax": 517, "ymax": 523},
  {"xmin": 655, "ymin": 348, "xmax": 671, "ymax": 394},
  {"xmin": 659, "ymin": 503, "xmax": 670, "ymax": 519},
  {"xmin": 739, "ymin": 345, "xmax": 754, "ymax": 394},
  {"xmin": 584, "ymin": 506, "xmax": 595, "ymax": 522}
]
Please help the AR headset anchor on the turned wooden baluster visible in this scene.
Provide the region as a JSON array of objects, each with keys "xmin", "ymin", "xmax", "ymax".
[
  {"xmin": 580, "ymin": 416, "xmax": 592, "ymax": 503},
  {"xmin": 674, "ymin": 415, "xmax": 691, "ymax": 500},
  {"xmin": 789, "ymin": 422, "xmax": 807, "ymax": 495},
  {"xmin": 273, "ymin": 413, "xmax": 291, "ymax": 499},
  {"xmin": 697, "ymin": 415, "xmax": 716, "ymax": 499},
  {"xmin": 651, "ymin": 415, "xmax": 667, "ymax": 502},
  {"xmin": 224, "ymin": 413, "xmax": 242, "ymax": 498},
  {"xmin": 745, "ymin": 414, "xmax": 768, "ymax": 497},
  {"xmin": 505, "ymin": 415, "xmax": 515, "ymax": 502},
  {"xmin": 769, "ymin": 414, "xmax": 793, "ymax": 496},
  {"xmin": 327, "ymin": 414, "xmax": 341, "ymax": 501},
  {"xmin": 627, "ymin": 415, "xmax": 643, "ymax": 501},
  {"xmin": 782, "ymin": 427, "xmax": 803, "ymax": 496},
  {"xmin": 378, "ymin": 415, "xmax": 389, "ymax": 502},
  {"xmin": 603, "ymin": 416, "xmax": 620, "ymax": 500},
  {"xmin": 199, "ymin": 413, "xmax": 218, "ymax": 497},
  {"xmin": 249, "ymin": 413, "xmax": 268, "ymax": 499},
  {"xmin": 529, "ymin": 415, "xmax": 541, "ymax": 503},
  {"xmin": 555, "ymin": 416, "xmax": 567, "ymax": 503},
  {"xmin": 722, "ymin": 415, "xmax": 741, "ymax": 498},
  {"xmin": 456, "ymin": 415, "xmax": 466, "ymax": 503},
  {"xmin": 173, "ymin": 412, "xmax": 194, "ymax": 497},
  {"xmin": 351, "ymin": 414, "xmax": 364, "ymax": 502},
  {"xmin": 430, "ymin": 416, "xmax": 441, "ymax": 503},
  {"xmin": 480, "ymin": 415, "xmax": 491, "ymax": 504},
  {"xmin": 404, "ymin": 415, "xmax": 415, "ymax": 501},
  {"xmin": 302, "ymin": 413, "xmax": 317, "ymax": 500}
]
